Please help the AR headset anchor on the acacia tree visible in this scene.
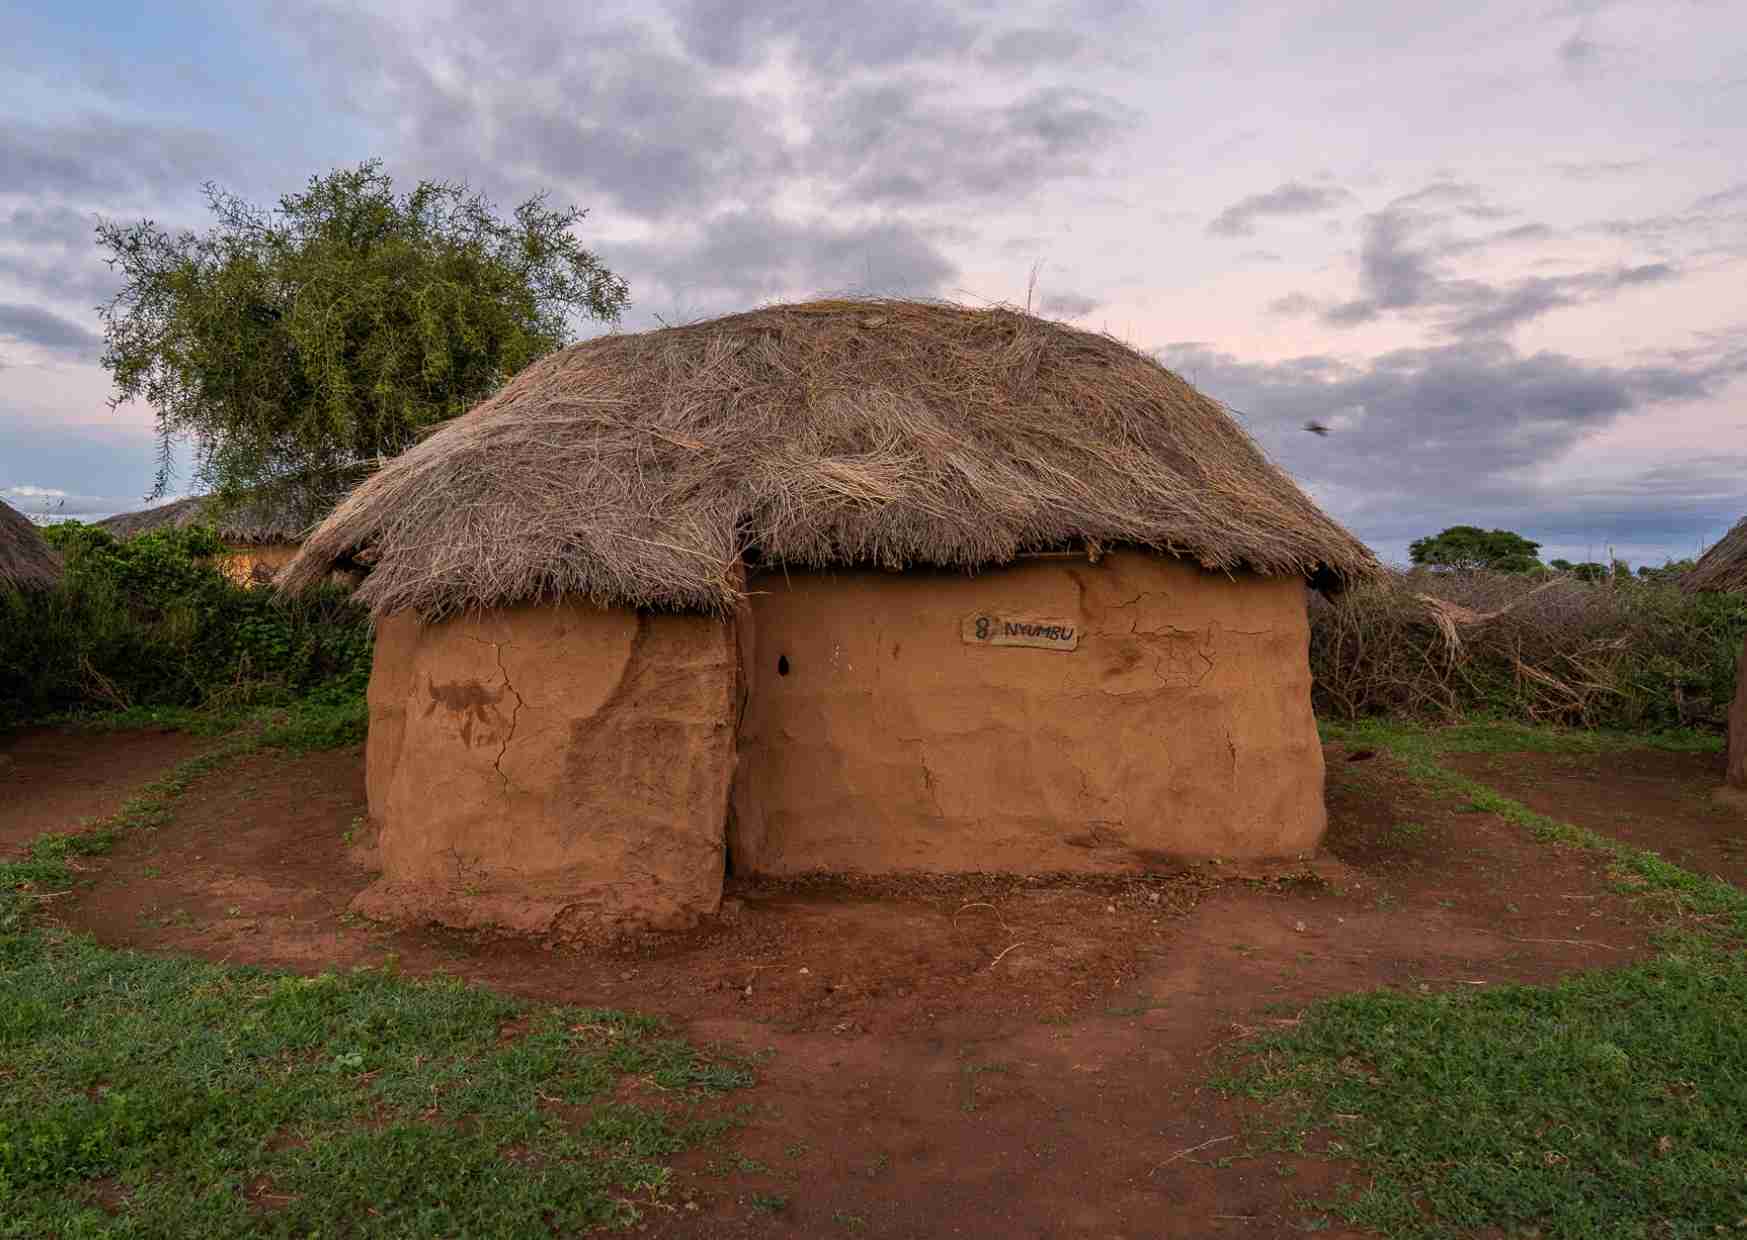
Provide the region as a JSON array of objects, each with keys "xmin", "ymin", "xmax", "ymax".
[
  {"xmin": 1408, "ymin": 525, "xmax": 1543, "ymax": 573},
  {"xmin": 97, "ymin": 160, "xmax": 628, "ymax": 510}
]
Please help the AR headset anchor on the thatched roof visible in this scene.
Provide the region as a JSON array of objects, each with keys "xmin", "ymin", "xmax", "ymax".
[
  {"xmin": 1682, "ymin": 516, "xmax": 1747, "ymax": 594},
  {"xmin": 0, "ymin": 499, "xmax": 63, "ymax": 591},
  {"xmin": 98, "ymin": 478, "xmax": 355, "ymax": 546},
  {"xmin": 281, "ymin": 298, "xmax": 1381, "ymax": 619}
]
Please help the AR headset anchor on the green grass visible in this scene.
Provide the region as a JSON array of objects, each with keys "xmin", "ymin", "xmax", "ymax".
[
  {"xmin": 1219, "ymin": 718, "xmax": 1747, "ymax": 1235},
  {"xmin": 1321, "ymin": 717, "xmax": 1723, "ymax": 756},
  {"xmin": 1325, "ymin": 719, "xmax": 1747, "ymax": 938},
  {"xmin": 1224, "ymin": 951, "xmax": 1747, "ymax": 1237},
  {"xmin": 56, "ymin": 685, "xmax": 368, "ymax": 753},
  {"xmin": 0, "ymin": 928, "xmax": 753, "ymax": 1235}
]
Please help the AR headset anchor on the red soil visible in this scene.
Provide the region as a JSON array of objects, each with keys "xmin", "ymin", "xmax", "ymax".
[
  {"xmin": 1445, "ymin": 747, "xmax": 1747, "ymax": 888},
  {"xmin": 24, "ymin": 731, "xmax": 1670, "ymax": 1237},
  {"xmin": 0, "ymin": 725, "xmax": 215, "ymax": 856}
]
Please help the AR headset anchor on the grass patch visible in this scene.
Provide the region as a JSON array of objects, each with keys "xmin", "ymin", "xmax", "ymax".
[
  {"xmin": 1224, "ymin": 952, "xmax": 1747, "ymax": 1237},
  {"xmin": 1222, "ymin": 719, "xmax": 1747, "ymax": 1235},
  {"xmin": 55, "ymin": 685, "xmax": 368, "ymax": 753},
  {"xmin": 1322, "ymin": 717, "xmax": 1722, "ymax": 756},
  {"xmin": 0, "ymin": 928, "xmax": 753, "ymax": 1235},
  {"xmin": 1325, "ymin": 719, "xmax": 1747, "ymax": 938}
]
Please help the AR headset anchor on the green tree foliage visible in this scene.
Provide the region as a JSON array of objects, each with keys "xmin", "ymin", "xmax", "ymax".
[
  {"xmin": 0, "ymin": 524, "xmax": 369, "ymax": 724},
  {"xmin": 97, "ymin": 160, "xmax": 628, "ymax": 501},
  {"xmin": 1637, "ymin": 558, "xmax": 1697, "ymax": 583},
  {"xmin": 1409, "ymin": 526, "xmax": 1543, "ymax": 573}
]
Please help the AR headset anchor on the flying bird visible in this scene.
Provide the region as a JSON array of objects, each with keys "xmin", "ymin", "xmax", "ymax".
[{"xmin": 1303, "ymin": 421, "xmax": 1331, "ymax": 437}]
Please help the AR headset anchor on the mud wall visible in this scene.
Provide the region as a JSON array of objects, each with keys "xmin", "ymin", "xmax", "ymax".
[
  {"xmin": 213, "ymin": 543, "xmax": 363, "ymax": 589},
  {"xmin": 360, "ymin": 600, "xmax": 738, "ymax": 936},
  {"xmin": 731, "ymin": 552, "xmax": 1325, "ymax": 875},
  {"xmin": 217, "ymin": 542, "xmax": 302, "ymax": 587}
]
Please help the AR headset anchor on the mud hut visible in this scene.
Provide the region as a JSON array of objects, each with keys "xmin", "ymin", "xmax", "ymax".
[
  {"xmin": 0, "ymin": 499, "xmax": 63, "ymax": 593},
  {"xmin": 1683, "ymin": 516, "xmax": 1747, "ymax": 790},
  {"xmin": 100, "ymin": 481, "xmax": 359, "ymax": 587},
  {"xmin": 282, "ymin": 299, "xmax": 1381, "ymax": 937}
]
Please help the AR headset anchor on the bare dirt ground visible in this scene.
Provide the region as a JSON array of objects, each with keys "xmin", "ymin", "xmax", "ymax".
[
  {"xmin": 1446, "ymin": 747, "xmax": 1747, "ymax": 889},
  {"xmin": 20, "ymin": 731, "xmax": 1676, "ymax": 1238},
  {"xmin": 0, "ymin": 725, "xmax": 215, "ymax": 856}
]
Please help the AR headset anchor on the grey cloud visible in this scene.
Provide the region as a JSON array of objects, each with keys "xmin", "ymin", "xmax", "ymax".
[
  {"xmin": 1321, "ymin": 199, "xmax": 1682, "ymax": 338},
  {"xmin": 1268, "ymin": 292, "xmax": 1317, "ymax": 316},
  {"xmin": 1157, "ymin": 337, "xmax": 1747, "ymax": 559},
  {"xmin": 673, "ymin": 0, "xmax": 976, "ymax": 70},
  {"xmin": 1693, "ymin": 182, "xmax": 1747, "ymax": 211},
  {"xmin": 1207, "ymin": 181, "xmax": 1350, "ymax": 238},
  {"xmin": 982, "ymin": 27, "xmax": 1085, "ymax": 67},
  {"xmin": 607, "ymin": 209, "xmax": 956, "ymax": 319},
  {"xmin": 0, "ymin": 303, "xmax": 102, "ymax": 355},
  {"xmin": 823, "ymin": 84, "xmax": 1133, "ymax": 206},
  {"xmin": 275, "ymin": 5, "xmax": 1122, "ymax": 222},
  {"xmin": 3, "ymin": 205, "xmax": 95, "ymax": 247},
  {"xmin": 1553, "ymin": 158, "xmax": 1649, "ymax": 182},
  {"xmin": 1559, "ymin": 32, "xmax": 1602, "ymax": 73},
  {"xmin": 272, "ymin": 6, "xmax": 783, "ymax": 219},
  {"xmin": 0, "ymin": 115, "xmax": 233, "ymax": 198},
  {"xmin": 0, "ymin": 487, "xmax": 155, "ymax": 519},
  {"xmin": 1041, "ymin": 292, "xmax": 1100, "ymax": 318},
  {"xmin": 0, "ymin": 206, "xmax": 119, "ymax": 309}
]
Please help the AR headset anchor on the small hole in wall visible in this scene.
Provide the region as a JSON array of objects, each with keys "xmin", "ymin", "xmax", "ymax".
[{"xmin": 777, "ymin": 654, "xmax": 790, "ymax": 676}]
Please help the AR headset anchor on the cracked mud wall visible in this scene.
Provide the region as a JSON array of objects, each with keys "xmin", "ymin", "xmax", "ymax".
[
  {"xmin": 731, "ymin": 551, "xmax": 1325, "ymax": 874},
  {"xmin": 360, "ymin": 600, "xmax": 737, "ymax": 936}
]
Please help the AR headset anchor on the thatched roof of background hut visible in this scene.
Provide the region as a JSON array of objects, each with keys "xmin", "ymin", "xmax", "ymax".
[
  {"xmin": 1682, "ymin": 516, "xmax": 1747, "ymax": 594},
  {"xmin": 0, "ymin": 498, "xmax": 63, "ymax": 591},
  {"xmin": 98, "ymin": 473, "xmax": 361, "ymax": 546},
  {"xmin": 282, "ymin": 298, "xmax": 1382, "ymax": 619}
]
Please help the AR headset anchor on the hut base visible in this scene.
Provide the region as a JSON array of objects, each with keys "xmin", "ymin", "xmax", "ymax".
[{"xmin": 361, "ymin": 601, "xmax": 739, "ymax": 938}]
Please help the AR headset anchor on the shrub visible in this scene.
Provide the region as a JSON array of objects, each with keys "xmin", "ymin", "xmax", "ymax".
[
  {"xmin": 0, "ymin": 523, "xmax": 369, "ymax": 724},
  {"xmin": 1309, "ymin": 568, "xmax": 1747, "ymax": 731}
]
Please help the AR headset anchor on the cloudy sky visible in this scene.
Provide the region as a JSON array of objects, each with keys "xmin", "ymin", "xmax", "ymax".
[{"xmin": 3, "ymin": 0, "xmax": 1744, "ymax": 564}]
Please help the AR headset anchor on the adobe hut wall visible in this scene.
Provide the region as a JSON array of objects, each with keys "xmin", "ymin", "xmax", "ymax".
[
  {"xmin": 216, "ymin": 542, "xmax": 301, "ymax": 587},
  {"xmin": 357, "ymin": 599, "xmax": 739, "ymax": 937},
  {"xmin": 730, "ymin": 550, "xmax": 1325, "ymax": 876}
]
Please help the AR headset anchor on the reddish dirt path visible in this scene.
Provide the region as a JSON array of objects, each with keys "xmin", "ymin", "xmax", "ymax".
[
  {"xmin": 24, "ymin": 731, "xmax": 1667, "ymax": 1237},
  {"xmin": 1447, "ymin": 747, "xmax": 1747, "ymax": 889},
  {"xmin": 0, "ymin": 725, "xmax": 215, "ymax": 856}
]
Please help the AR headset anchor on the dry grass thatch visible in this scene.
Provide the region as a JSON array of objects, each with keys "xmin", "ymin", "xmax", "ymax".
[
  {"xmin": 1683, "ymin": 516, "xmax": 1747, "ymax": 595},
  {"xmin": 281, "ymin": 298, "xmax": 1381, "ymax": 618},
  {"xmin": 98, "ymin": 477, "xmax": 357, "ymax": 546},
  {"xmin": 0, "ymin": 498, "xmax": 63, "ymax": 591}
]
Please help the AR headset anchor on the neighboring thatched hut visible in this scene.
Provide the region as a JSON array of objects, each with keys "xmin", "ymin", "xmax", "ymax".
[
  {"xmin": 1683, "ymin": 516, "xmax": 1747, "ymax": 790},
  {"xmin": 100, "ymin": 483, "xmax": 358, "ymax": 588},
  {"xmin": 282, "ymin": 299, "xmax": 1381, "ymax": 937},
  {"xmin": 1, "ymin": 499, "xmax": 63, "ymax": 593}
]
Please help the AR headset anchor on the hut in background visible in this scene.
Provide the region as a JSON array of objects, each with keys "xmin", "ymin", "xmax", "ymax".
[
  {"xmin": 100, "ymin": 479, "xmax": 362, "ymax": 587},
  {"xmin": 0, "ymin": 499, "xmax": 63, "ymax": 593},
  {"xmin": 1683, "ymin": 516, "xmax": 1747, "ymax": 790},
  {"xmin": 283, "ymin": 299, "xmax": 1381, "ymax": 938}
]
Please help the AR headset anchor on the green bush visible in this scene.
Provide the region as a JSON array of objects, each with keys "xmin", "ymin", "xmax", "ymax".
[
  {"xmin": 0, "ymin": 523, "xmax": 369, "ymax": 724},
  {"xmin": 1310, "ymin": 569, "xmax": 1747, "ymax": 731}
]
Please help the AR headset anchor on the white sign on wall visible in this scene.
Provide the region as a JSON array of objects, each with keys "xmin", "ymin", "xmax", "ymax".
[{"xmin": 961, "ymin": 613, "xmax": 1080, "ymax": 652}]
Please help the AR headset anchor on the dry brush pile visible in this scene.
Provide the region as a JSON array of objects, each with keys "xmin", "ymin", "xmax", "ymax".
[{"xmin": 1309, "ymin": 569, "xmax": 1747, "ymax": 731}]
